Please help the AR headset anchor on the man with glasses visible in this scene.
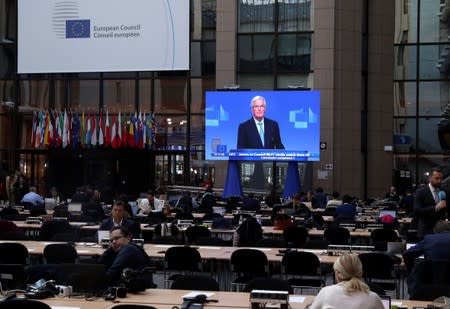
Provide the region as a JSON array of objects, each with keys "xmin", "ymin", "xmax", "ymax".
[
  {"xmin": 99, "ymin": 200, "xmax": 141, "ymax": 239},
  {"xmin": 98, "ymin": 226, "xmax": 152, "ymax": 286},
  {"xmin": 237, "ymin": 95, "xmax": 285, "ymax": 149}
]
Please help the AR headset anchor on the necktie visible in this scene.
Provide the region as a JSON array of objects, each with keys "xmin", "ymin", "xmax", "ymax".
[
  {"xmin": 258, "ymin": 122, "xmax": 264, "ymax": 146},
  {"xmin": 434, "ymin": 189, "xmax": 440, "ymax": 203}
]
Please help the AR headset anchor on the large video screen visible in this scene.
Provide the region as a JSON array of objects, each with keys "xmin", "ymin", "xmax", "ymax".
[
  {"xmin": 205, "ymin": 90, "xmax": 320, "ymax": 161},
  {"xmin": 18, "ymin": 0, "xmax": 189, "ymax": 73}
]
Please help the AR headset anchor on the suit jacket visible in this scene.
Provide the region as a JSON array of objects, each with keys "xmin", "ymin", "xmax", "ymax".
[
  {"xmin": 403, "ymin": 231, "xmax": 450, "ymax": 262},
  {"xmin": 237, "ymin": 117, "xmax": 284, "ymax": 149},
  {"xmin": 414, "ymin": 185, "xmax": 447, "ymax": 239},
  {"xmin": 98, "ymin": 242, "xmax": 150, "ymax": 285},
  {"xmin": 99, "ymin": 217, "xmax": 141, "ymax": 239}
]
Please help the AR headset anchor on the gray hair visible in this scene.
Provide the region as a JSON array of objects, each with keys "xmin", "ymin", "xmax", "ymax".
[{"xmin": 250, "ymin": 96, "xmax": 266, "ymax": 108}]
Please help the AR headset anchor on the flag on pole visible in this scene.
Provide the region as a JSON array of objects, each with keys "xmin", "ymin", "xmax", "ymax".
[
  {"xmin": 98, "ymin": 112, "xmax": 104, "ymax": 146},
  {"xmin": 91, "ymin": 114, "xmax": 97, "ymax": 146},
  {"xmin": 104, "ymin": 110, "xmax": 110, "ymax": 147}
]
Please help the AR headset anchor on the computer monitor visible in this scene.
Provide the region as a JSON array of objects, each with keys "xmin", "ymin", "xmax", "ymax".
[
  {"xmin": 0, "ymin": 264, "xmax": 27, "ymax": 290},
  {"xmin": 68, "ymin": 203, "xmax": 82, "ymax": 213},
  {"xmin": 56, "ymin": 263, "xmax": 107, "ymax": 295}
]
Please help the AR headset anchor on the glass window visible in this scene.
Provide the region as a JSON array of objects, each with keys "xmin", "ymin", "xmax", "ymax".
[
  {"xmin": 277, "ymin": 33, "xmax": 311, "ymax": 72},
  {"xmin": 238, "ymin": 73, "xmax": 274, "ymax": 89},
  {"xmin": 418, "ymin": 81, "xmax": 449, "ymax": 116},
  {"xmin": 278, "ymin": 0, "xmax": 311, "ymax": 32},
  {"xmin": 418, "ymin": 117, "xmax": 443, "ymax": 153},
  {"xmin": 191, "ymin": 41, "xmax": 216, "ymax": 77},
  {"xmin": 19, "ymin": 80, "xmax": 49, "ymax": 109},
  {"xmin": 419, "ymin": 44, "xmax": 450, "ymax": 80},
  {"xmin": 393, "ymin": 118, "xmax": 416, "ymax": 153},
  {"xmin": 68, "ymin": 80, "xmax": 100, "ymax": 113},
  {"xmin": 154, "ymin": 78, "xmax": 188, "ymax": 113},
  {"xmin": 238, "ymin": 34, "xmax": 276, "ymax": 72},
  {"xmin": 0, "ymin": 80, "xmax": 15, "ymax": 102},
  {"xmin": 191, "ymin": 77, "xmax": 215, "ymax": 114},
  {"xmin": 394, "ymin": 81, "xmax": 416, "ymax": 117},
  {"xmin": 0, "ymin": 45, "xmax": 15, "ymax": 78},
  {"xmin": 54, "ymin": 80, "xmax": 67, "ymax": 111},
  {"xmin": 238, "ymin": 0, "xmax": 276, "ymax": 33},
  {"xmin": 394, "ymin": 0, "xmax": 418, "ymax": 44},
  {"xmin": 155, "ymin": 115, "xmax": 187, "ymax": 149},
  {"xmin": 419, "ymin": 0, "xmax": 444, "ymax": 43},
  {"xmin": 139, "ymin": 79, "xmax": 152, "ymax": 112},
  {"xmin": 103, "ymin": 80, "xmax": 136, "ymax": 113},
  {"xmin": 190, "ymin": 115, "xmax": 205, "ymax": 151},
  {"xmin": 394, "ymin": 45, "xmax": 417, "ymax": 80}
]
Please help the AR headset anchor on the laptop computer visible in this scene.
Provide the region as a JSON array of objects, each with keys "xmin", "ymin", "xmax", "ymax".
[
  {"xmin": 44, "ymin": 198, "xmax": 56, "ymax": 211},
  {"xmin": 379, "ymin": 210, "xmax": 396, "ymax": 218},
  {"xmin": 68, "ymin": 203, "xmax": 82, "ymax": 213}
]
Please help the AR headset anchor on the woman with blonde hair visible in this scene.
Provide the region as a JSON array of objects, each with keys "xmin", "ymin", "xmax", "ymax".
[{"xmin": 310, "ymin": 254, "xmax": 384, "ymax": 309}]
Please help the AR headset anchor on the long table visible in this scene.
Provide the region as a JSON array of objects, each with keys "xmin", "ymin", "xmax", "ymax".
[{"xmin": 37, "ymin": 288, "xmax": 431, "ymax": 309}]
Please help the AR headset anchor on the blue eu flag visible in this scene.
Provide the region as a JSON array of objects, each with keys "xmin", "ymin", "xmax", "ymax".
[{"xmin": 66, "ymin": 20, "xmax": 90, "ymax": 38}]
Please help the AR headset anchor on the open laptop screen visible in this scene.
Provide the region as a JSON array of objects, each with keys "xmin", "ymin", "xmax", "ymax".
[{"xmin": 379, "ymin": 210, "xmax": 396, "ymax": 218}]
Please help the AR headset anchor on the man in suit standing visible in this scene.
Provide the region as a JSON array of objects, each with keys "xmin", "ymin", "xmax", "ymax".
[
  {"xmin": 99, "ymin": 200, "xmax": 141, "ymax": 239},
  {"xmin": 237, "ymin": 96, "xmax": 284, "ymax": 149},
  {"xmin": 414, "ymin": 167, "xmax": 447, "ymax": 239}
]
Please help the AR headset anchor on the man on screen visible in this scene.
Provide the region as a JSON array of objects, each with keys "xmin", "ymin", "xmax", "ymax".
[{"xmin": 237, "ymin": 96, "xmax": 285, "ymax": 149}]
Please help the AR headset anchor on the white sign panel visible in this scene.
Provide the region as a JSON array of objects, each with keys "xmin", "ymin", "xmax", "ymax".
[{"xmin": 18, "ymin": 0, "xmax": 190, "ymax": 73}]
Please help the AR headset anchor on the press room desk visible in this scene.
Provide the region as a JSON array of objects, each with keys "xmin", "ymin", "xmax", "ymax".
[
  {"xmin": 39, "ymin": 288, "xmax": 431, "ymax": 309},
  {"xmin": 0, "ymin": 240, "xmax": 337, "ymax": 265}
]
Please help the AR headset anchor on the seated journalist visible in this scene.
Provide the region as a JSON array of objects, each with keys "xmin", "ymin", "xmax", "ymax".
[
  {"xmin": 98, "ymin": 226, "xmax": 153, "ymax": 287},
  {"xmin": 309, "ymin": 253, "xmax": 384, "ymax": 309}
]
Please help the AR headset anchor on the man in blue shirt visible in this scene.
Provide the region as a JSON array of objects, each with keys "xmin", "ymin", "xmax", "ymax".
[{"xmin": 20, "ymin": 186, "xmax": 44, "ymax": 206}]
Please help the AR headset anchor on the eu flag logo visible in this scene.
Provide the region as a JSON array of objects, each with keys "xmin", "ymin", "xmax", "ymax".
[
  {"xmin": 216, "ymin": 145, "xmax": 227, "ymax": 153},
  {"xmin": 66, "ymin": 20, "xmax": 90, "ymax": 38}
]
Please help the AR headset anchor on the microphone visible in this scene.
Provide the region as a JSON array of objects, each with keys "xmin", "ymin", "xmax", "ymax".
[{"xmin": 439, "ymin": 190, "xmax": 446, "ymax": 201}]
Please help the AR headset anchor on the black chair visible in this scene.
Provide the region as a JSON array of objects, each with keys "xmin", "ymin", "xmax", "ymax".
[
  {"xmin": 407, "ymin": 259, "xmax": 450, "ymax": 300},
  {"xmin": 0, "ymin": 264, "xmax": 27, "ymax": 290},
  {"xmin": 0, "ymin": 298, "xmax": 51, "ymax": 309},
  {"xmin": 281, "ymin": 251, "xmax": 324, "ymax": 294},
  {"xmin": 163, "ymin": 246, "xmax": 202, "ymax": 288},
  {"xmin": 358, "ymin": 252, "xmax": 400, "ymax": 298},
  {"xmin": 282, "ymin": 226, "xmax": 308, "ymax": 248},
  {"xmin": 185, "ymin": 225, "xmax": 211, "ymax": 244},
  {"xmin": 254, "ymin": 237, "xmax": 287, "ymax": 248},
  {"xmin": 370, "ymin": 228, "xmax": 398, "ymax": 251},
  {"xmin": 39, "ymin": 220, "xmax": 75, "ymax": 241},
  {"xmin": 151, "ymin": 235, "xmax": 184, "ymax": 245},
  {"xmin": 230, "ymin": 248, "xmax": 269, "ymax": 291},
  {"xmin": 170, "ymin": 275, "xmax": 220, "ymax": 291},
  {"xmin": 324, "ymin": 226, "xmax": 350, "ymax": 245},
  {"xmin": 243, "ymin": 277, "xmax": 293, "ymax": 294},
  {"xmin": 0, "ymin": 242, "xmax": 29, "ymax": 264},
  {"xmin": 43, "ymin": 243, "xmax": 78, "ymax": 264}
]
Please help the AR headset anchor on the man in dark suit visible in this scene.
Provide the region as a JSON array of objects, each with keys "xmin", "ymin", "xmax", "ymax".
[
  {"xmin": 414, "ymin": 167, "xmax": 447, "ymax": 239},
  {"xmin": 403, "ymin": 221, "xmax": 450, "ymax": 298},
  {"xmin": 99, "ymin": 200, "xmax": 141, "ymax": 239},
  {"xmin": 98, "ymin": 226, "xmax": 152, "ymax": 286},
  {"xmin": 237, "ymin": 96, "xmax": 284, "ymax": 149}
]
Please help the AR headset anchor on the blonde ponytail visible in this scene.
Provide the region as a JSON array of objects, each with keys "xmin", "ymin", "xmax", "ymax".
[{"xmin": 333, "ymin": 254, "xmax": 370, "ymax": 296}]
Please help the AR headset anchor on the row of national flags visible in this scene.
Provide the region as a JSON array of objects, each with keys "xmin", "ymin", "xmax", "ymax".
[{"xmin": 30, "ymin": 110, "xmax": 157, "ymax": 149}]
